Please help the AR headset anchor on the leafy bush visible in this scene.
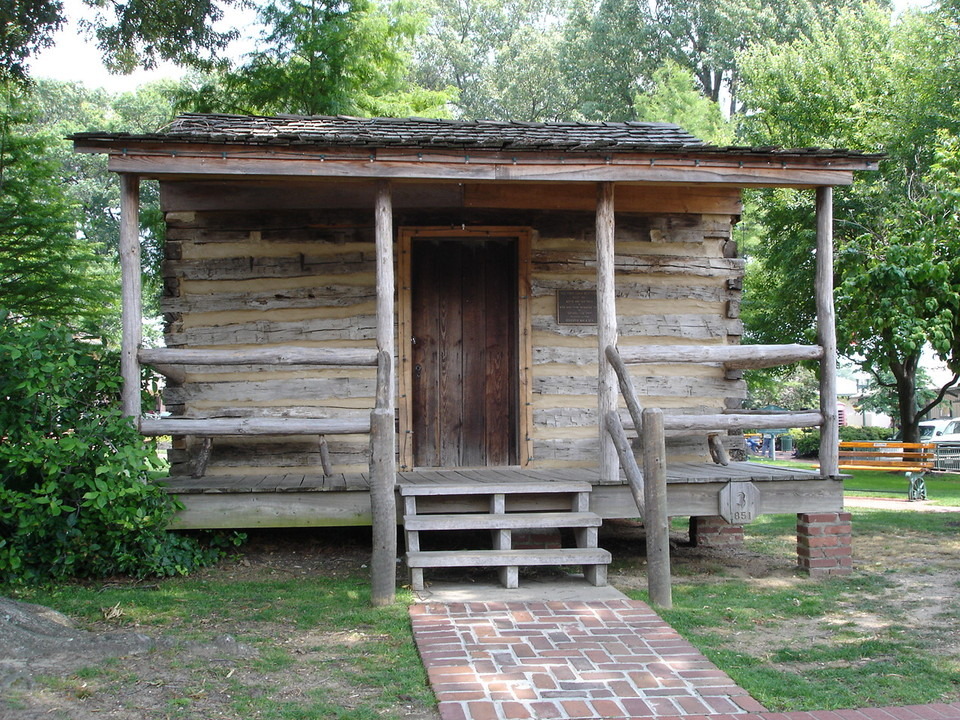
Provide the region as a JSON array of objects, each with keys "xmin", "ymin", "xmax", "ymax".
[
  {"xmin": 790, "ymin": 428, "xmax": 821, "ymax": 457},
  {"xmin": 840, "ymin": 425, "xmax": 894, "ymax": 442},
  {"xmin": 0, "ymin": 317, "xmax": 234, "ymax": 584},
  {"xmin": 789, "ymin": 424, "xmax": 895, "ymax": 457}
]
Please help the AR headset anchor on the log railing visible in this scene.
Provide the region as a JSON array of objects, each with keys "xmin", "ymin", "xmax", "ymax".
[
  {"xmin": 603, "ymin": 341, "xmax": 830, "ymax": 609},
  {"xmin": 139, "ymin": 346, "xmax": 379, "ymax": 374},
  {"xmin": 603, "ymin": 346, "xmax": 671, "ymax": 607},
  {"xmin": 614, "ymin": 343, "xmax": 823, "ymax": 369},
  {"xmin": 138, "ymin": 344, "xmax": 379, "ymax": 478}
]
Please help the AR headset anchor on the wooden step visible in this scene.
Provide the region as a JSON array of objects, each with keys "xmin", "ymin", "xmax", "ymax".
[
  {"xmin": 406, "ymin": 547, "xmax": 611, "ymax": 569},
  {"xmin": 399, "ymin": 481, "xmax": 591, "ymax": 497},
  {"xmin": 403, "ymin": 512, "xmax": 601, "ymax": 532}
]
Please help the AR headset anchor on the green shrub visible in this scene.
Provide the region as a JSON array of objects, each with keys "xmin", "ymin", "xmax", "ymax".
[
  {"xmin": 790, "ymin": 428, "xmax": 821, "ymax": 457},
  {"xmin": 840, "ymin": 425, "xmax": 894, "ymax": 442},
  {"xmin": 0, "ymin": 317, "xmax": 235, "ymax": 584},
  {"xmin": 789, "ymin": 424, "xmax": 895, "ymax": 457}
]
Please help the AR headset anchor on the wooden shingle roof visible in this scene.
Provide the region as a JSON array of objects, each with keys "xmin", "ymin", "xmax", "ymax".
[
  {"xmin": 73, "ymin": 113, "xmax": 881, "ymax": 186},
  {"xmin": 81, "ymin": 113, "xmax": 708, "ymax": 152},
  {"xmin": 73, "ymin": 113, "xmax": 883, "ymax": 162}
]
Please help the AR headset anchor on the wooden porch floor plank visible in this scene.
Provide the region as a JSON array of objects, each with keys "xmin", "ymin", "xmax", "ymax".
[{"xmin": 548, "ymin": 468, "xmax": 600, "ymax": 483}]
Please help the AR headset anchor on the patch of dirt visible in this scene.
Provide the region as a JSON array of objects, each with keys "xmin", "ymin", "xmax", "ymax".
[{"xmin": 603, "ymin": 508, "xmax": 960, "ymax": 673}]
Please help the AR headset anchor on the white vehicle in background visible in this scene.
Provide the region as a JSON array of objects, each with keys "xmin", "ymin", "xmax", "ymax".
[
  {"xmin": 930, "ymin": 418, "xmax": 960, "ymax": 471},
  {"xmin": 931, "ymin": 418, "xmax": 960, "ymax": 443},
  {"xmin": 890, "ymin": 418, "xmax": 951, "ymax": 442},
  {"xmin": 920, "ymin": 418, "xmax": 953, "ymax": 441}
]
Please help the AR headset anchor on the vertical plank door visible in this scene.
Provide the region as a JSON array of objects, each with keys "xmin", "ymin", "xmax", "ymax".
[{"xmin": 411, "ymin": 238, "xmax": 518, "ymax": 467}]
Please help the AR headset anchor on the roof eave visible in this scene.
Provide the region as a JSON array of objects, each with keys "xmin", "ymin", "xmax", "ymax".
[{"xmin": 73, "ymin": 137, "xmax": 878, "ymax": 187}]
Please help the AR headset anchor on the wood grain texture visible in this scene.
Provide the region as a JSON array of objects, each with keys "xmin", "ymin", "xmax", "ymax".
[
  {"xmin": 596, "ymin": 183, "xmax": 619, "ymax": 482},
  {"xmin": 816, "ymin": 187, "xmax": 839, "ymax": 477},
  {"xmin": 141, "ymin": 416, "xmax": 370, "ymax": 436},
  {"xmin": 140, "ymin": 346, "xmax": 378, "ymax": 367},
  {"xmin": 120, "ymin": 174, "xmax": 142, "ymax": 419},
  {"xmin": 106, "ymin": 149, "xmax": 861, "ymax": 186},
  {"xmin": 641, "ymin": 408, "xmax": 672, "ymax": 608},
  {"xmin": 465, "ymin": 183, "xmax": 741, "ymax": 214},
  {"xmin": 616, "ymin": 343, "xmax": 823, "ymax": 369},
  {"xmin": 410, "ymin": 238, "xmax": 519, "ymax": 466},
  {"xmin": 160, "ymin": 198, "xmax": 747, "ymax": 474}
]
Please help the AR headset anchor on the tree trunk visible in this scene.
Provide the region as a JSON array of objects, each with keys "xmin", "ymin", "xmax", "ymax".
[{"xmin": 891, "ymin": 353, "xmax": 921, "ymax": 444}]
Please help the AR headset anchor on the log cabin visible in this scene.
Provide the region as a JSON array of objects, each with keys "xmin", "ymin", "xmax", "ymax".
[{"xmin": 73, "ymin": 114, "xmax": 878, "ymax": 602}]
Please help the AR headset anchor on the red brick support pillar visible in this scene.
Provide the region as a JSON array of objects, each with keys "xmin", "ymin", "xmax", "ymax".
[
  {"xmin": 797, "ymin": 512, "xmax": 852, "ymax": 576},
  {"xmin": 689, "ymin": 516, "xmax": 744, "ymax": 548}
]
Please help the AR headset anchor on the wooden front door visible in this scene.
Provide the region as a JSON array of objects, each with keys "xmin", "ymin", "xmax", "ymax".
[{"xmin": 409, "ymin": 237, "xmax": 519, "ymax": 467}]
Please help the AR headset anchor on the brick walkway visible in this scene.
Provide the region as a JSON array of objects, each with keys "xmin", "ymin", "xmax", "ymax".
[
  {"xmin": 410, "ymin": 598, "xmax": 762, "ymax": 720},
  {"xmin": 409, "ymin": 598, "xmax": 960, "ymax": 720}
]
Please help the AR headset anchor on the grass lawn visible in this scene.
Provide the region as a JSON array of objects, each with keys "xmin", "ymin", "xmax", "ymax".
[
  {"xmin": 3, "ymin": 531, "xmax": 436, "ymax": 720},
  {"xmin": 3, "ymin": 501, "xmax": 960, "ymax": 717},
  {"xmin": 750, "ymin": 456, "xmax": 960, "ymax": 506},
  {"xmin": 627, "ymin": 507, "xmax": 960, "ymax": 711}
]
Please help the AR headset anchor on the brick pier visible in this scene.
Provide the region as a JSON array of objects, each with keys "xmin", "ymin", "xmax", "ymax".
[
  {"xmin": 797, "ymin": 511, "xmax": 853, "ymax": 576},
  {"xmin": 689, "ymin": 516, "xmax": 745, "ymax": 548}
]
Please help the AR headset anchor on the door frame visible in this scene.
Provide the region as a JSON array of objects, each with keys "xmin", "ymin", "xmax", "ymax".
[{"xmin": 397, "ymin": 226, "xmax": 533, "ymax": 470}]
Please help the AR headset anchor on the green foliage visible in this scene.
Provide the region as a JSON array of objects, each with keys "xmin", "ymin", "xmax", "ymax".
[
  {"xmin": 25, "ymin": 79, "xmax": 180, "ymax": 323},
  {"xmin": 0, "ymin": 82, "xmax": 119, "ymax": 334},
  {"xmin": 737, "ymin": 3, "xmax": 894, "ymax": 149},
  {"xmin": 745, "ymin": 365, "xmax": 819, "ymax": 411},
  {"xmin": 0, "ymin": 0, "xmax": 63, "ymax": 81},
  {"xmin": 480, "ymin": 25, "xmax": 576, "ymax": 121},
  {"xmin": 634, "ymin": 61, "xmax": 734, "ymax": 144},
  {"xmin": 2, "ymin": 0, "xmax": 241, "ymax": 81},
  {"xmin": 559, "ymin": 0, "xmax": 651, "ymax": 121},
  {"xmin": 82, "ymin": 0, "xmax": 240, "ymax": 74},
  {"xmin": 413, "ymin": 0, "xmax": 569, "ymax": 120},
  {"xmin": 178, "ymin": 0, "xmax": 451, "ymax": 117},
  {"xmin": 0, "ymin": 318, "xmax": 231, "ymax": 584},
  {"xmin": 737, "ymin": 3, "xmax": 960, "ymax": 443},
  {"xmin": 857, "ymin": 366, "xmax": 938, "ymax": 420},
  {"xmin": 789, "ymin": 424, "xmax": 892, "ymax": 457},
  {"xmin": 789, "ymin": 428, "xmax": 821, "ymax": 457}
]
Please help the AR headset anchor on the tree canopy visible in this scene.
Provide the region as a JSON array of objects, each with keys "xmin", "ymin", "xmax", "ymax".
[
  {"xmin": 738, "ymin": 2, "xmax": 960, "ymax": 441},
  {"xmin": 175, "ymin": 0, "xmax": 451, "ymax": 117},
  {"xmin": 2, "ymin": 0, "xmax": 240, "ymax": 81},
  {"xmin": 0, "ymin": 83, "xmax": 117, "ymax": 332}
]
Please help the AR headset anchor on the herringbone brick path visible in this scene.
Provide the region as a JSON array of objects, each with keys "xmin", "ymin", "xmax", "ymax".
[{"xmin": 409, "ymin": 598, "xmax": 960, "ymax": 720}]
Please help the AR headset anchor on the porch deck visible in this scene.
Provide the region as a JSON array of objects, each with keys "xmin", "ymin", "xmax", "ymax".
[{"xmin": 159, "ymin": 462, "xmax": 844, "ymax": 530}]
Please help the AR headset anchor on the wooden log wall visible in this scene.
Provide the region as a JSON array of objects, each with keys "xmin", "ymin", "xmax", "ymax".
[
  {"xmin": 527, "ymin": 213, "xmax": 745, "ymax": 468},
  {"xmin": 160, "ymin": 180, "xmax": 743, "ymax": 476},
  {"xmin": 161, "ymin": 206, "xmax": 380, "ymax": 476}
]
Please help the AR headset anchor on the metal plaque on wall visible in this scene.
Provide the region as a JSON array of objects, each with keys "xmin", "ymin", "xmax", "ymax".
[{"xmin": 556, "ymin": 289, "xmax": 597, "ymax": 325}]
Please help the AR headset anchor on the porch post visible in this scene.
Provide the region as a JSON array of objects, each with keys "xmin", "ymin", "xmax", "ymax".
[
  {"xmin": 596, "ymin": 183, "xmax": 620, "ymax": 482},
  {"xmin": 119, "ymin": 173, "xmax": 142, "ymax": 420},
  {"xmin": 370, "ymin": 180, "xmax": 397, "ymax": 606},
  {"xmin": 816, "ymin": 186, "xmax": 839, "ymax": 477},
  {"xmin": 375, "ymin": 180, "xmax": 396, "ymax": 401}
]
